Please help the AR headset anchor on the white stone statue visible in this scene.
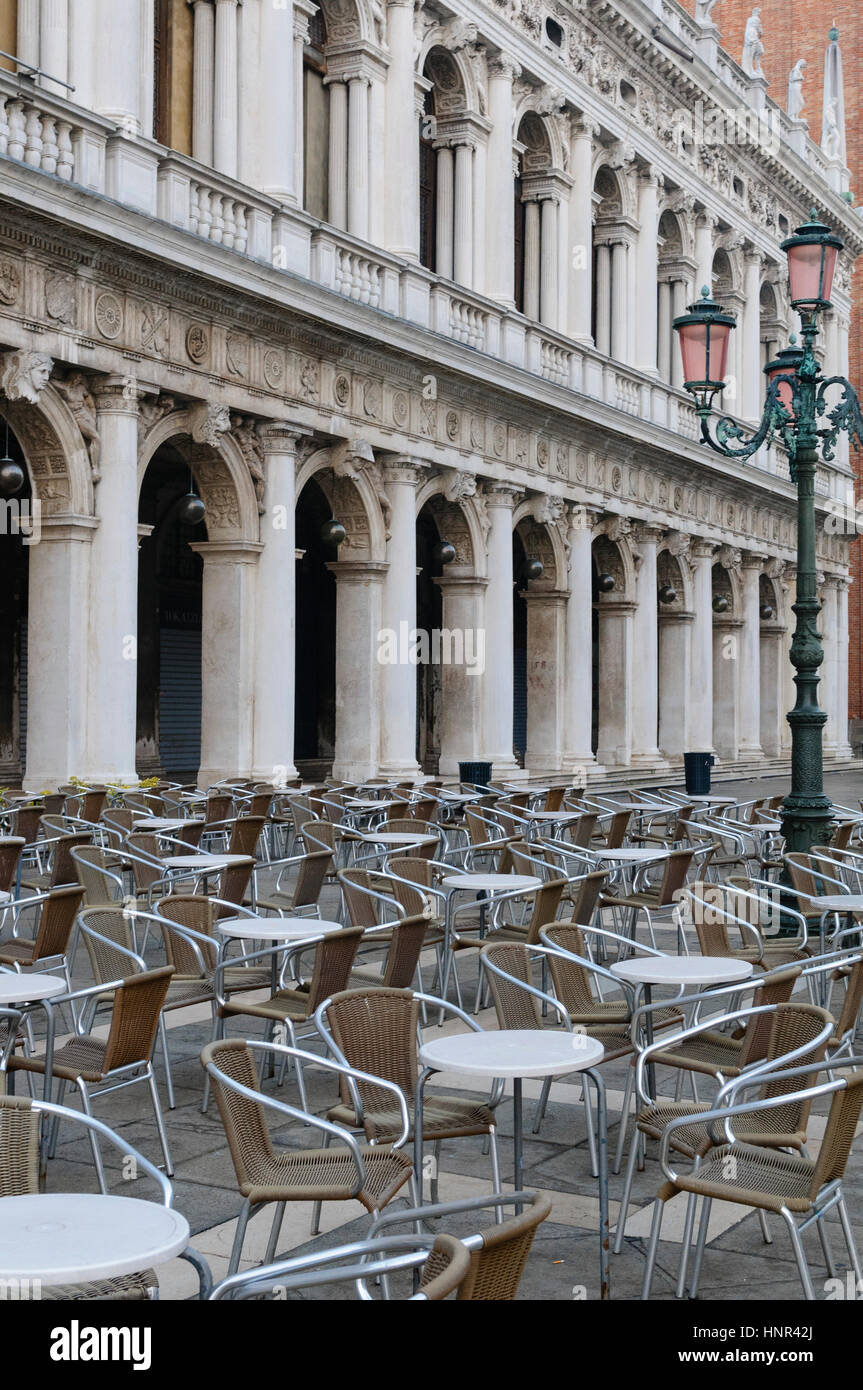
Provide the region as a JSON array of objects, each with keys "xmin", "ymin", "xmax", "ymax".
[
  {"xmin": 787, "ymin": 59, "xmax": 806, "ymax": 120},
  {"xmin": 823, "ymin": 98, "xmax": 842, "ymax": 159},
  {"xmin": 0, "ymin": 350, "xmax": 53, "ymax": 403},
  {"xmin": 742, "ymin": 8, "xmax": 764, "ymax": 77},
  {"xmin": 695, "ymin": 0, "xmax": 718, "ymax": 23}
]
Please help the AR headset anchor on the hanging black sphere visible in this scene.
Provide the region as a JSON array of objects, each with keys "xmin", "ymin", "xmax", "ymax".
[
  {"xmin": 433, "ymin": 540, "xmax": 457, "ymax": 566},
  {"xmin": 524, "ymin": 557, "xmax": 544, "ymax": 581},
  {"xmin": 712, "ymin": 594, "xmax": 729, "ymax": 614},
  {"xmin": 597, "ymin": 572, "xmax": 615, "ymax": 593},
  {"xmin": 320, "ymin": 518, "xmax": 347, "ymax": 547},
  {"xmin": 760, "ymin": 603, "xmax": 775, "ymax": 621},
  {"xmin": 0, "ymin": 458, "xmax": 24, "ymax": 496},
  {"xmin": 658, "ymin": 584, "xmax": 677, "ymax": 605},
  {"xmin": 177, "ymin": 491, "xmax": 206, "ymax": 526}
]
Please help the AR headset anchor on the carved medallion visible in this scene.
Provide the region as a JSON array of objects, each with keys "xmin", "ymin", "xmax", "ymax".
[
  {"xmin": 0, "ymin": 260, "xmax": 21, "ymax": 306},
  {"xmin": 263, "ymin": 348, "xmax": 284, "ymax": 389},
  {"xmin": 226, "ymin": 333, "xmax": 249, "ymax": 377},
  {"xmin": 392, "ymin": 391, "xmax": 409, "ymax": 426},
  {"xmin": 94, "ymin": 291, "xmax": 123, "ymax": 340},
  {"xmin": 45, "ymin": 272, "xmax": 76, "ymax": 327},
  {"xmin": 185, "ymin": 324, "xmax": 209, "ymax": 364}
]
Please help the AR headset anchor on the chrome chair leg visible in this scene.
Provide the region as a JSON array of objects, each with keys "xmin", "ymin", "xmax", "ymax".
[{"xmin": 641, "ymin": 1198, "xmax": 665, "ymax": 1299}]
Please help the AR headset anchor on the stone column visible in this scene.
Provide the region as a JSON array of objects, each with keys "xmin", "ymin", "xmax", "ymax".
[
  {"xmin": 694, "ymin": 213, "xmax": 715, "ymax": 293},
  {"xmin": 539, "ymin": 197, "xmax": 559, "ymax": 330},
  {"xmin": 472, "ymin": 134, "xmax": 487, "ymax": 295},
  {"xmin": 213, "ymin": 0, "xmax": 239, "ymax": 176},
  {"xmin": 635, "ymin": 171, "xmax": 660, "ymax": 374},
  {"xmin": 191, "ymin": 541, "xmax": 260, "ymax": 785},
  {"xmin": 327, "ymin": 78, "xmax": 348, "ymax": 230},
  {"xmin": 596, "ymin": 596, "xmax": 635, "ymax": 766},
  {"xmin": 486, "ymin": 55, "xmax": 520, "ymax": 306},
  {"xmin": 780, "ymin": 569, "xmax": 796, "ymax": 755},
  {"xmin": 260, "ymin": 0, "xmax": 295, "ymax": 202},
  {"xmin": 741, "ymin": 249, "xmax": 763, "ymax": 421},
  {"xmin": 658, "ymin": 610, "xmax": 693, "ymax": 760},
  {"xmin": 383, "ymin": 0, "xmax": 419, "ymax": 260},
  {"xmin": 23, "ymin": 517, "xmax": 94, "ymax": 790},
  {"xmin": 435, "ymin": 576, "xmax": 487, "ymax": 777},
  {"xmin": 594, "ymin": 242, "xmax": 611, "ymax": 355},
  {"xmin": 689, "ymin": 541, "xmax": 715, "ymax": 751},
  {"xmin": 17, "ymin": 0, "xmax": 40, "ymax": 69},
  {"xmin": 523, "ymin": 198, "xmax": 540, "ymax": 321},
  {"xmin": 368, "ymin": 73, "xmax": 386, "ymax": 246},
  {"xmin": 610, "ymin": 241, "xmax": 628, "ymax": 362},
  {"xmin": 836, "ymin": 577, "xmax": 852, "ymax": 756},
  {"xmin": 40, "ymin": 0, "xmax": 69, "ymax": 93},
  {"xmin": 563, "ymin": 505, "xmax": 598, "ymax": 774},
  {"xmin": 251, "ymin": 425, "xmax": 309, "ymax": 782},
  {"xmin": 96, "ymin": 0, "xmax": 141, "ymax": 129},
  {"xmin": 379, "ymin": 457, "xmax": 425, "ymax": 780},
  {"xmin": 670, "ymin": 280, "xmax": 687, "ymax": 389},
  {"xmin": 820, "ymin": 576, "xmax": 839, "ymax": 755},
  {"xmin": 347, "ymin": 75, "xmax": 370, "ymax": 240},
  {"xmin": 481, "ymin": 485, "xmax": 521, "ymax": 777},
  {"xmin": 568, "ymin": 117, "xmax": 596, "ymax": 341},
  {"xmin": 738, "ymin": 553, "xmax": 765, "ymax": 757},
  {"xmin": 328, "ymin": 561, "xmax": 386, "ymax": 780},
  {"xmin": 759, "ymin": 614, "xmax": 786, "ymax": 759},
  {"xmin": 713, "ymin": 613, "xmax": 742, "ymax": 762},
  {"xmin": 85, "ymin": 380, "xmax": 142, "ymax": 783},
  {"xmin": 293, "ymin": 3, "xmax": 312, "ymax": 207},
  {"xmin": 453, "ymin": 141, "xmax": 474, "ymax": 288},
  {"xmin": 69, "ymin": 0, "xmax": 96, "ymax": 109},
  {"xmin": 435, "ymin": 145, "xmax": 454, "ymax": 280},
  {"xmin": 191, "ymin": 0, "xmax": 215, "ymax": 165},
  {"xmin": 657, "ymin": 279, "xmax": 672, "ymax": 382},
  {"xmin": 524, "ymin": 589, "xmax": 567, "ymax": 773},
  {"xmin": 138, "ymin": 0, "xmax": 154, "ymax": 137},
  {"xmin": 630, "ymin": 524, "xmax": 663, "ymax": 766}
]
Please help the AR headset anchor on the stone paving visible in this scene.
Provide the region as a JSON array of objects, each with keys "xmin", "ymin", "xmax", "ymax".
[{"xmin": 9, "ymin": 768, "xmax": 863, "ymax": 1301}]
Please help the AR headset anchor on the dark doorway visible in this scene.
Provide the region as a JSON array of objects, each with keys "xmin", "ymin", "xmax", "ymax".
[
  {"xmin": 416, "ymin": 509, "xmax": 443, "ymax": 772},
  {"xmin": 295, "ymin": 478, "xmax": 337, "ymax": 774},
  {"xmin": 513, "ymin": 531, "xmax": 527, "ymax": 764}
]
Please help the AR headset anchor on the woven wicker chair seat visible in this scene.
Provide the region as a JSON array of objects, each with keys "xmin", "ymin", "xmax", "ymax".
[
  {"xmin": 220, "ymin": 986, "xmax": 318, "ymax": 1022},
  {"xmin": 0, "ymin": 940, "xmax": 39, "ymax": 965},
  {"xmin": 659, "ymin": 1141, "xmax": 815, "ymax": 1213},
  {"xmin": 238, "ymin": 1142, "xmax": 413, "ymax": 1206},
  {"xmin": 637, "ymin": 1099, "xmax": 807, "ymax": 1159},
  {"xmin": 11, "ymin": 1034, "xmax": 108, "ymax": 1083},
  {"xmin": 651, "ymin": 1029, "xmax": 746, "ymax": 1077},
  {"xmin": 328, "ymin": 1092, "xmax": 495, "ymax": 1143},
  {"xmin": 599, "ymin": 891, "xmax": 667, "ymax": 910},
  {"xmin": 42, "ymin": 1270, "xmax": 157, "ymax": 1300},
  {"xmin": 168, "ymin": 965, "xmax": 271, "ymax": 1008}
]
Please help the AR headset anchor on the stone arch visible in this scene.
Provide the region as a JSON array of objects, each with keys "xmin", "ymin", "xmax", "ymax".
[
  {"xmin": 657, "ymin": 544, "xmax": 694, "ymax": 612},
  {"xmin": 422, "ymin": 45, "xmax": 473, "ymax": 118},
  {"xmin": 296, "ymin": 445, "xmax": 387, "ymax": 563},
  {"xmin": 512, "ymin": 501, "xmax": 564, "ymax": 590},
  {"xmin": 759, "ymin": 571, "xmax": 782, "ymax": 621},
  {"xmin": 317, "ymin": 0, "xmax": 383, "ymax": 47},
  {"xmin": 591, "ymin": 523, "xmax": 637, "ymax": 600},
  {"xmin": 657, "ymin": 205, "xmax": 695, "ymax": 263},
  {"xmin": 592, "ymin": 162, "xmax": 635, "ymax": 221},
  {"xmin": 711, "ymin": 558, "xmax": 742, "ymax": 615},
  {"xmin": 712, "ymin": 245, "xmax": 742, "ymax": 298},
  {"xmin": 415, "ymin": 473, "xmax": 482, "ymax": 575},
  {"xmin": 138, "ymin": 407, "xmax": 260, "ymax": 544},
  {"xmin": 2, "ymin": 383, "xmax": 94, "ymax": 517},
  {"xmin": 515, "ymin": 108, "xmax": 566, "ymax": 174}
]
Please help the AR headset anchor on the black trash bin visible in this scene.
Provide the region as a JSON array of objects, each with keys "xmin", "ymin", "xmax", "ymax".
[
  {"xmin": 458, "ymin": 761, "xmax": 493, "ymax": 791},
  {"xmin": 683, "ymin": 752, "xmax": 715, "ymax": 796}
]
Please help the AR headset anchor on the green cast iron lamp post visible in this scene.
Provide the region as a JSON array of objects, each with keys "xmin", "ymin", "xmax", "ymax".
[{"xmin": 673, "ymin": 210, "xmax": 862, "ymax": 853}]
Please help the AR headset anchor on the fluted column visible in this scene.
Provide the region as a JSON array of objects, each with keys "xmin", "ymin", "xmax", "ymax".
[
  {"xmin": 293, "ymin": 5, "xmax": 310, "ymax": 206},
  {"xmin": 741, "ymin": 249, "xmax": 763, "ymax": 421},
  {"xmin": 523, "ymin": 199, "xmax": 540, "ymax": 321},
  {"xmin": 738, "ymin": 553, "xmax": 765, "ymax": 757},
  {"xmin": 610, "ymin": 241, "xmax": 628, "ymax": 362},
  {"xmin": 86, "ymin": 380, "xmax": 143, "ymax": 782},
  {"xmin": 539, "ymin": 197, "xmax": 559, "ymax": 330},
  {"xmin": 836, "ymin": 578, "xmax": 852, "ymax": 756},
  {"xmin": 191, "ymin": 540, "xmax": 260, "ymax": 785},
  {"xmin": 260, "ymin": 0, "xmax": 295, "ymax": 201},
  {"xmin": 368, "ymin": 73, "xmax": 386, "ymax": 246},
  {"xmin": 329, "ymin": 561, "xmax": 386, "ymax": 780},
  {"xmin": 69, "ymin": 0, "xmax": 96, "ymax": 109},
  {"xmin": 327, "ymin": 78, "xmax": 348, "ymax": 230},
  {"xmin": 657, "ymin": 279, "xmax": 672, "ymax": 382},
  {"xmin": 379, "ymin": 458, "xmax": 425, "ymax": 779},
  {"xmin": 251, "ymin": 425, "xmax": 310, "ymax": 782},
  {"xmin": 670, "ymin": 280, "xmax": 687, "ymax": 389},
  {"xmin": 191, "ymin": 0, "xmax": 215, "ymax": 165},
  {"xmin": 689, "ymin": 541, "xmax": 716, "ymax": 751},
  {"xmin": 96, "ymin": 0, "xmax": 141, "ymax": 129},
  {"xmin": 213, "ymin": 0, "xmax": 239, "ymax": 176},
  {"xmin": 453, "ymin": 141, "xmax": 474, "ymax": 288},
  {"xmin": 635, "ymin": 171, "xmax": 660, "ymax": 374},
  {"xmin": 759, "ymin": 610, "xmax": 786, "ymax": 759},
  {"xmin": 486, "ymin": 55, "xmax": 520, "ymax": 306},
  {"xmin": 563, "ymin": 506, "xmax": 599, "ymax": 772},
  {"xmin": 481, "ymin": 486, "xmax": 521, "ymax": 776},
  {"xmin": 347, "ymin": 75, "xmax": 370, "ymax": 240},
  {"xmin": 630, "ymin": 524, "xmax": 663, "ymax": 765},
  {"xmin": 40, "ymin": 0, "xmax": 69, "ymax": 94},
  {"xmin": 17, "ymin": 0, "xmax": 40, "ymax": 69},
  {"xmin": 594, "ymin": 243, "xmax": 611, "ymax": 354},
  {"xmin": 383, "ymin": 0, "xmax": 419, "ymax": 259},
  {"xmin": 568, "ymin": 118, "xmax": 596, "ymax": 341},
  {"xmin": 821, "ymin": 576, "xmax": 839, "ymax": 755},
  {"xmin": 435, "ymin": 145, "xmax": 454, "ymax": 279}
]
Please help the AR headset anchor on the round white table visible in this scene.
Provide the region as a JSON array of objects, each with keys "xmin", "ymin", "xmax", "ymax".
[
  {"xmin": 133, "ymin": 817, "xmax": 201, "ymax": 832},
  {"xmin": 441, "ymin": 872, "xmax": 542, "ymax": 894},
  {"xmin": 418, "ymin": 1029, "xmax": 610, "ymax": 1298},
  {"xmin": 0, "ymin": 971, "xmax": 65, "ymax": 1004},
  {"xmin": 0, "ymin": 1193, "xmax": 190, "ymax": 1285},
  {"xmin": 812, "ymin": 896, "xmax": 863, "ymax": 997},
  {"xmin": 688, "ymin": 794, "xmax": 736, "ymax": 805},
  {"xmin": 592, "ymin": 848, "xmax": 670, "ymax": 862},
  {"xmin": 164, "ymin": 853, "xmax": 251, "ymax": 868},
  {"xmin": 611, "ymin": 955, "xmax": 753, "ymax": 1092},
  {"xmin": 215, "ymin": 916, "xmax": 342, "ymax": 991}
]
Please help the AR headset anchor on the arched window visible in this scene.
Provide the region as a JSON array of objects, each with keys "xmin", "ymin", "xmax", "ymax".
[
  {"xmin": 303, "ymin": 5, "xmax": 329, "ymax": 220},
  {"xmin": 513, "ymin": 162, "xmax": 525, "ymax": 314},
  {"xmin": 419, "ymin": 89, "xmax": 437, "ymax": 272},
  {"xmin": 591, "ymin": 167, "xmax": 629, "ymax": 360}
]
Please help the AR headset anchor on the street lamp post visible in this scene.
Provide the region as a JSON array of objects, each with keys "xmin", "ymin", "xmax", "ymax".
[{"xmin": 673, "ymin": 210, "xmax": 863, "ymax": 854}]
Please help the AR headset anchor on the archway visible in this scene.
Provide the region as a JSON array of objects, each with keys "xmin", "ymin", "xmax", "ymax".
[
  {"xmin": 592, "ymin": 166, "xmax": 627, "ymax": 359},
  {"xmin": 759, "ymin": 572, "xmax": 785, "ymax": 757},
  {"xmin": 0, "ymin": 423, "xmax": 31, "ymax": 781},
  {"xmin": 295, "ymin": 476, "xmax": 337, "ymax": 775},
  {"xmin": 712, "ymin": 561, "xmax": 742, "ymax": 760},
  {"xmin": 591, "ymin": 531, "xmax": 634, "ymax": 765},
  {"xmin": 657, "ymin": 547, "xmax": 693, "ymax": 760}
]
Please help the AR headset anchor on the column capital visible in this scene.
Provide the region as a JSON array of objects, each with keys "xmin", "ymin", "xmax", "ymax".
[
  {"xmin": 741, "ymin": 550, "xmax": 768, "ymax": 570},
  {"xmin": 690, "ymin": 538, "xmax": 718, "ymax": 559},
  {"xmin": 571, "ymin": 114, "xmax": 600, "ymax": 141},
  {"xmin": 630, "ymin": 522, "xmax": 664, "ymax": 545},
  {"xmin": 189, "ymin": 539, "xmax": 263, "ymax": 563},
  {"xmin": 696, "ymin": 209, "xmax": 719, "ymax": 231},
  {"xmin": 258, "ymin": 422, "xmax": 313, "ymax": 451},
  {"xmin": 326, "ymin": 559, "xmax": 388, "ymax": 581},
  {"xmin": 481, "ymin": 482, "xmax": 522, "ymax": 507},
  {"xmin": 638, "ymin": 166, "xmax": 664, "ymax": 190},
  {"xmin": 92, "ymin": 376, "xmax": 148, "ymax": 414},
  {"xmin": 379, "ymin": 454, "xmax": 430, "ymax": 485},
  {"xmin": 488, "ymin": 53, "xmax": 521, "ymax": 82},
  {"xmin": 716, "ymin": 544, "xmax": 742, "ymax": 572},
  {"xmin": 566, "ymin": 502, "xmax": 604, "ymax": 532}
]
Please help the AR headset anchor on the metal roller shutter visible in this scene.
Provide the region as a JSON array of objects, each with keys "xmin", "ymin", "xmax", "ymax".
[{"xmin": 159, "ymin": 628, "xmax": 201, "ymax": 774}]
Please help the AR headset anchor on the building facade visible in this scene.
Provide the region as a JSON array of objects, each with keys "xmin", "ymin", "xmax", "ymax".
[{"xmin": 0, "ymin": 0, "xmax": 858, "ymax": 789}]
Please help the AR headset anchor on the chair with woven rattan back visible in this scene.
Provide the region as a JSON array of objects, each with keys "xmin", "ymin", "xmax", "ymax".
[
  {"xmin": 69, "ymin": 844, "xmax": 129, "ymax": 906},
  {"xmin": 201, "ymin": 1037, "xmax": 417, "ymax": 1275},
  {"xmin": 595, "ymin": 808, "xmax": 633, "ymax": 850},
  {"xmin": 382, "ymin": 818, "xmax": 441, "ymax": 859},
  {"xmin": 11, "ymin": 806, "xmax": 44, "ymax": 848},
  {"xmin": 600, "ymin": 846, "xmax": 696, "ymax": 949},
  {"xmin": 685, "ymin": 880, "xmax": 810, "ymax": 969},
  {"xmin": 228, "ymin": 814, "xmax": 266, "ymax": 858},
  {"xmin": 641, "ymin": 1057, "xmax": 863, "ymax": 1301},
  {"xmin": 315, "ymin": 985, "xmax": 501, "ymax": 1217},
  {"xmin": 0, "ymin": 884, "xmax": 84, "ymax": 992},
  {"xmin": 20, "ymin": 832, "xmax": 89, "ymax": 895},
  {"xmin": 10, "ymin": 965, "xmax": 175, "ymax": 1189},
  {"xmin": 485, "ymin": 876, "xmax": 567, "ymax": 947},
  {"xmin": 255, "ymin": 845, "xmax": 330, "ymax": 918},
  {"xmin": 210, "ymin": 1232, "xmax": 470, "ymax": 1300},
  {"xmin": 0, "ymin": 835, "xmax": 24, "ymax": 894}
]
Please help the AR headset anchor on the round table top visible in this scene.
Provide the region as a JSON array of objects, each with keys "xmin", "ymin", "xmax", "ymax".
[
  {"xmin": 814, "ymin": 896, "xmax": 863, "ymax": 912},
  {"xmin": 0, "ymin": 1193, "xmax": 189, "ymax": 1284},
  {"xmin": 164, "ymin": 853, "xmax": 252, "ymax": 868},
  {"xmin": 437, "ymin": 790, "xmax": 483, "ymax": 802},
  {"xmin": 441, "ymin": 873, "xmax": 543, "ymax": 893},
  {"xmin": 420, "ymin": 1028, "xmax": 604, "ymax": 1078},
  {"xmin": 527, "ymin": 810, "xmax": 582, "ymax": 822},
  {"xmin": 0, "ymin": 971, "xmax": 66, "ymax": 1003},
  {"xmin": 358, "ymin": 832, "xmax": 437, "ymax": 846},
  {"xmin": 215, "ymin": 916, "xmax": 343, "ymax": 940},
  {"xmin": 0, "ymin": 890, "xmax": 12, "ymax": 904},
  {"xmin": 611, "ymin": 955, "xmax": 754, "ymax": 987},
  {"xmin": 592, "ymin": 847, "xmax": 670, "ymax": 862},
  {"xmin": 687, "ymin": 795, "xmax": 735, "ymax": 804},
  {"xmin": 133, "ymin": 817, "xmax": 198, "ymax": 831},
  {"xmin": 345, "ymin": 799, "xmax": 401, "ymax": 812}
]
